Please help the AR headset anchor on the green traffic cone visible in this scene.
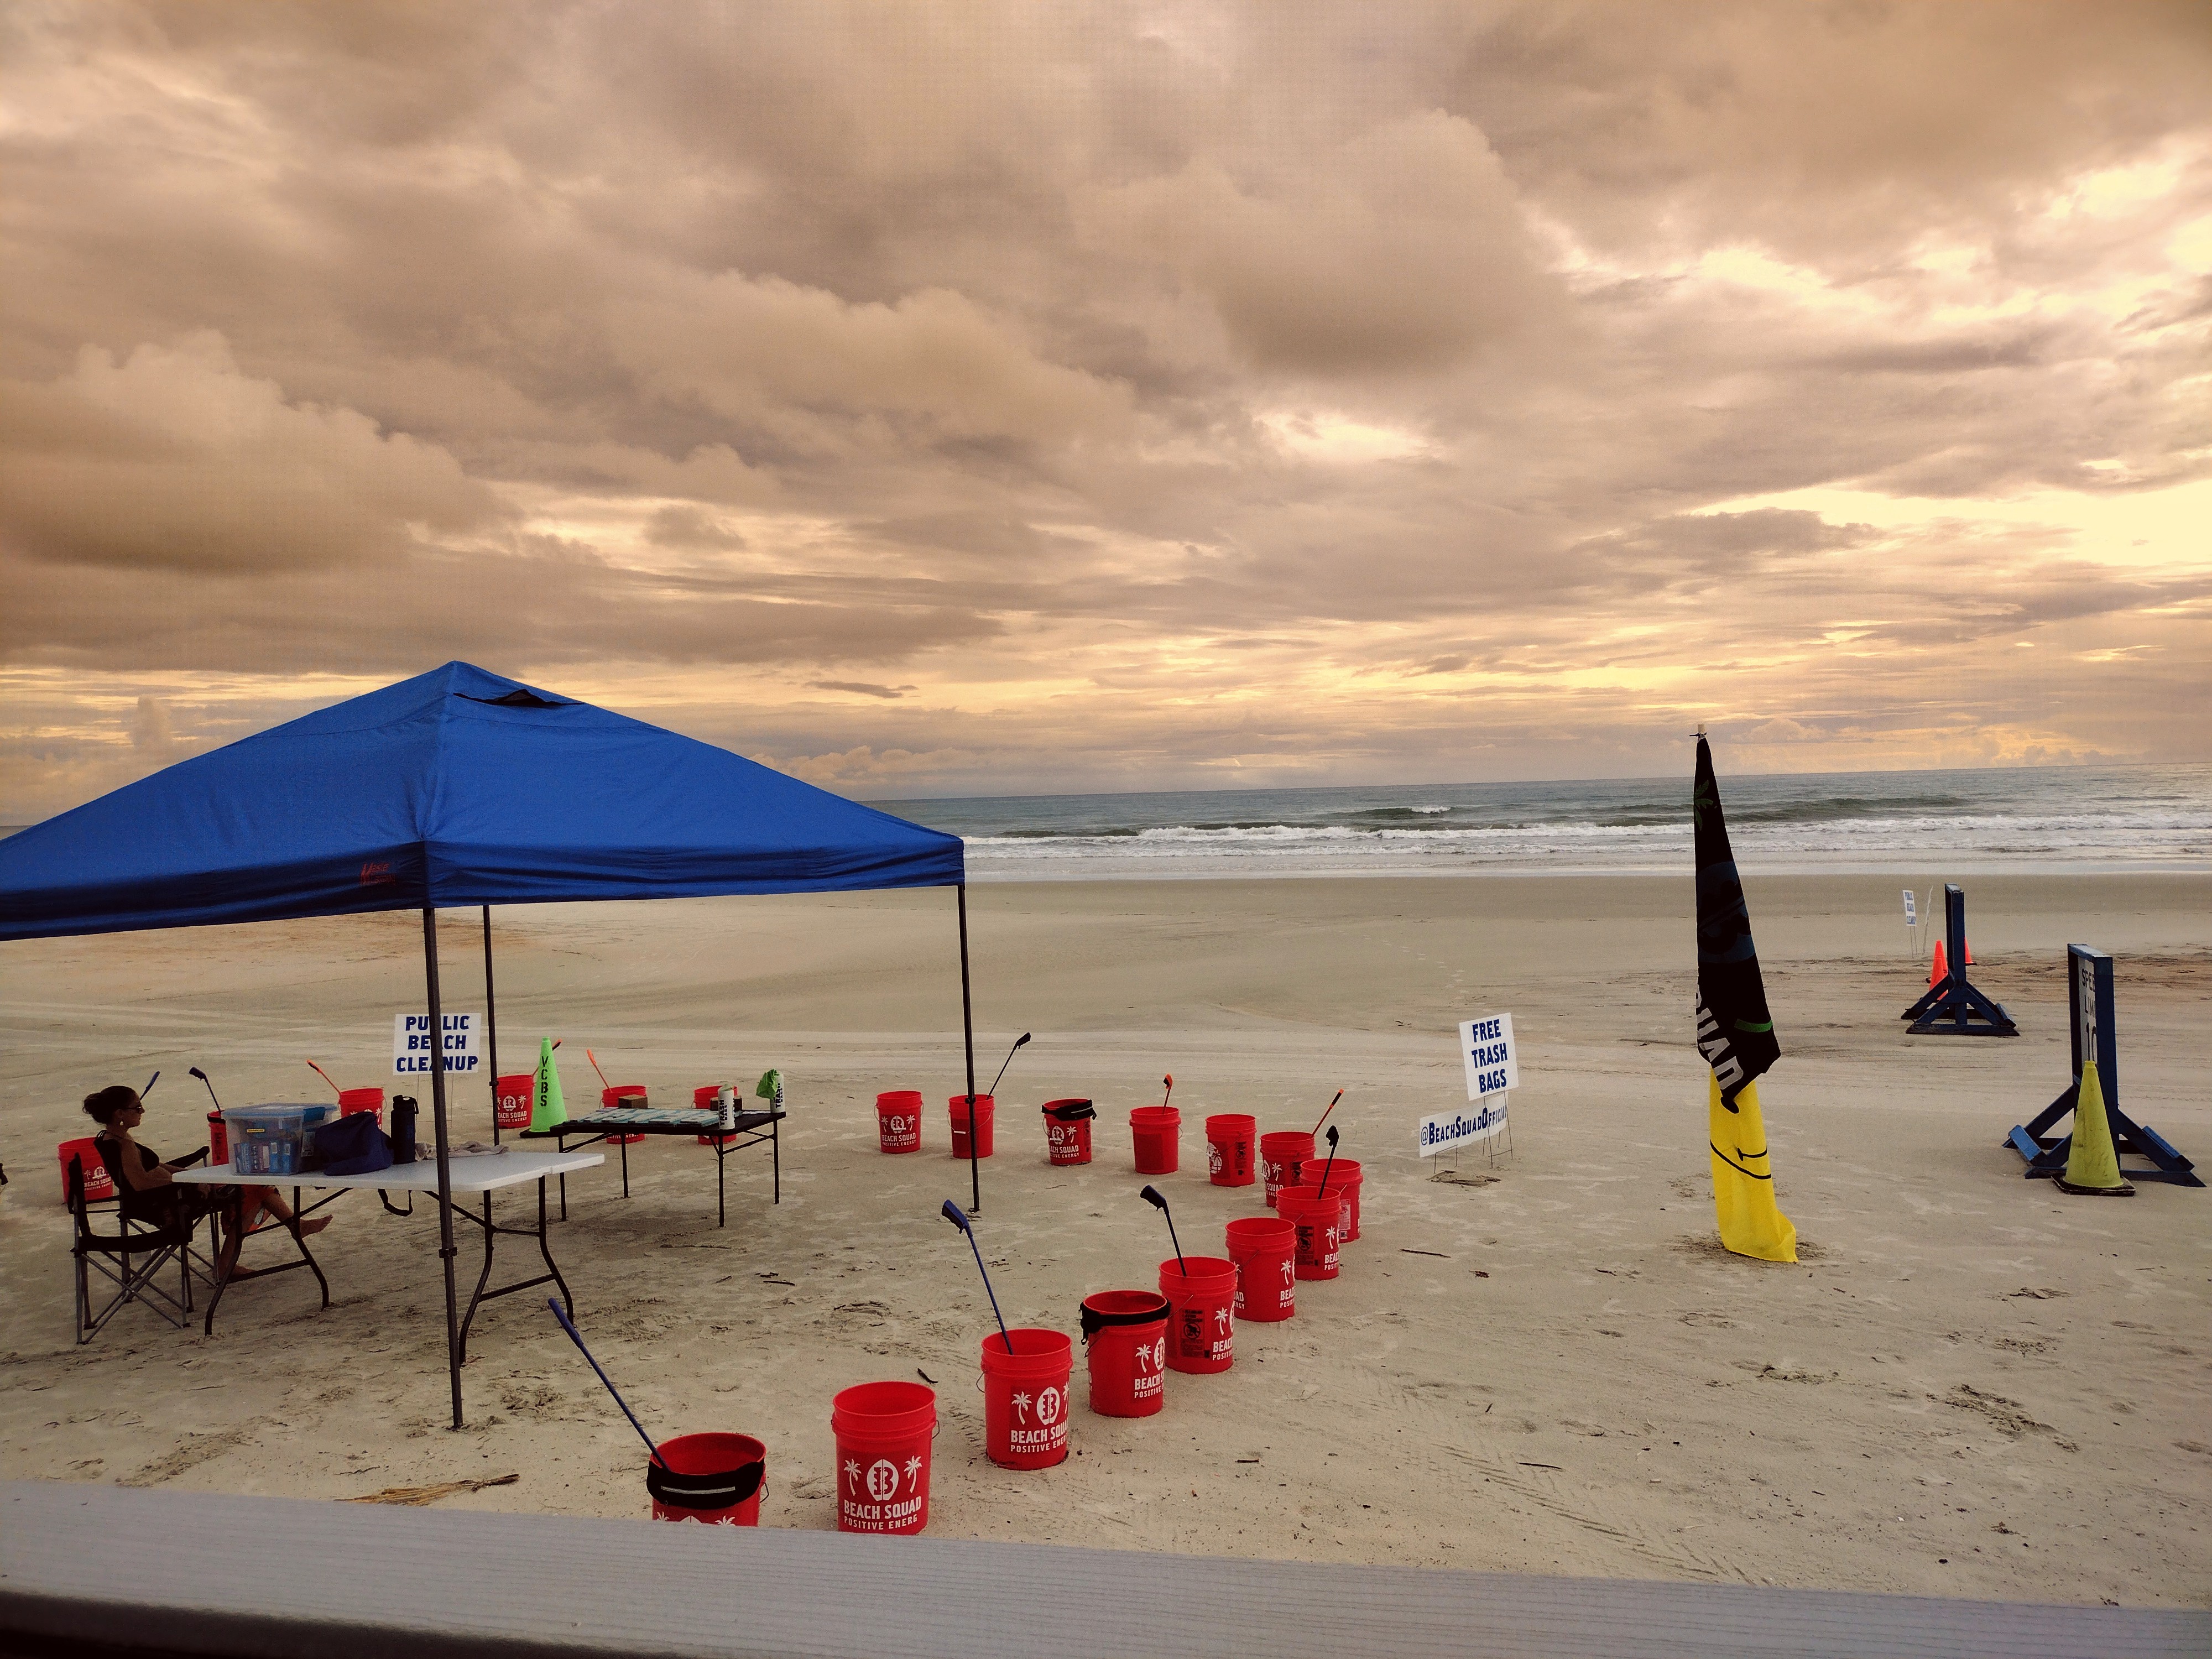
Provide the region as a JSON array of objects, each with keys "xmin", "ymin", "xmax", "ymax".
[
  {"xmin": 529, "ymin": 1037, "xmax": 567, "ymax": 1134},
  {"xmin": 2057, "ymin": 1060, "xmax": 2132, "ymax": 1196}
]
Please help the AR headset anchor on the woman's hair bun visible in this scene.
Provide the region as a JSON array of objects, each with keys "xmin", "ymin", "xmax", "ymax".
[{"xmin": 82, "ymin": 1084, "xmax": 139, "ymax": 1124}]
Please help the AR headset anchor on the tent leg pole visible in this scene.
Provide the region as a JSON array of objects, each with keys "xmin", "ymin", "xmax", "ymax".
[
  {"xmin": 483, "ymin": 905, "xmax": 500, "ymax": 1146},
  {"xmin": 959, "ymin": 883, "xmax": 978, "ymax": 1216},
  {"xmin": 423, "ymin": 907, "xmax": 463, "ymax": 1430}
]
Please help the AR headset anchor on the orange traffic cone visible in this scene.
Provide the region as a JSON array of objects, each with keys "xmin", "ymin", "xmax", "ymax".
[{"xmin": 1927, "ymin": 937, "xmax": 1974, "ymax": 987}]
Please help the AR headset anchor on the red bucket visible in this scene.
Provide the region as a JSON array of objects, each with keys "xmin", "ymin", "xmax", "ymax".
[
  {"xmin": 647, "ymin": 1432, "xmax": 766, "ymax": 1526},
  {"xmin": 1224, "ymin": 1216, "xmax": 1297, "ymax": 1322},
  {"xmin": 1280, "ymin": 1185, "xmax": 1344, "ymax": 1281},
  {"xmin": 831, "ymin": 1380, "xmax": 936, "ymax": 1535},
  {"xmin": 1130, "ymin": 1106, "xmax": 1180, "ymax": 1175},
  {"xmin": 1310, "ymin": 1158, "xmax": 1363, "ymax": 1241},
  {"xmin": 58, "ymin": 1139, "xmax": 115, "ymax": 1204},
  {"xmin": 494, "ymin": 1072, "xmax": 534, "ymax": 1131},
  {"xmin": 1204, "ymin": 1114, "xmax": 1256, "ymax": 1186},
  {"xmin": 1159, "ymin": 1256, "xmax": 1237, "ymax": 1375},
  {"xmin": 1259, "ymin": 1130, "xmax": 1314, "ymax": 1209},
  {"xmin": 949, "ymin": 1094, "xmax": 995, "ymax": 1159},
  {"xmin": 338, "ymin": 1087, "xmax": 384, "ymax": 1125},
  {"xmin": 980, "ymin": 1329, "xmax": 1073, "ymax": 1469},
  {"xmin": 206, "ymin": 1112, "xmax": 228, "ymax": 1166},
  {"xmin": 1041, "ymin": 1099, "xmax": 1094, "ymax": 1166},
  {"xmin": 601, "ymin": 1084, "xmax": 646, "ymax": 1144},
  {"xmin": 693, "ymin": 1083, "xmax": 737, "ymax": 1146},
  {"xmin": 1081, "ymin": 1291, "xmax": 1168, "ymax": 1417},
  {"xmin": 877, "ymin": 1091, "xmax": 923, "ymax": 1154}
]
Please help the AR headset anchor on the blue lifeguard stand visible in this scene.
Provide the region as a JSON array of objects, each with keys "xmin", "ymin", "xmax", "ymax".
[
  {"xmin": 1901, "ymin": 885, "xmax": 2016, "ymax": 1036},
  {"xmin": 2005, "ymin": 945, "xmax": 2200, "ymax": 1186}
]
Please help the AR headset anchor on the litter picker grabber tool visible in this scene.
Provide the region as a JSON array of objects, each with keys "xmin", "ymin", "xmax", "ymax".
[
  {"xmin": 548, "ymin": 1298, "xmax": 665, "ymax": 1469},
  {"xmin": 987, "ymin": 1033, "xmax": 1031, "ymax": 1099},
  {"xmin": 942, "ymin": 1199, "xmax": 1013, "ymax": 1354},
  {"xmin": 1140, "ymin": 1185, "xmax": 1188, "ymax": 1279}
]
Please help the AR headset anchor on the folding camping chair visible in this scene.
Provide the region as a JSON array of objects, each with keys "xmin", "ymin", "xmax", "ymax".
[{"xmin": 67, "ymin": 1154, "xmax": 202, "ymax": 1344}]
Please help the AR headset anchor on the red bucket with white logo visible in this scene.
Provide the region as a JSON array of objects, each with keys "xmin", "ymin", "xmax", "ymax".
[
  {"xmin": 1311, "ymin": 1158, "xmax": 1363, "ymax": 1240},
  {"xmin": 1081, "ymin": 1291, "xmax": 1168, "ymax": 1417},
  {"xmin": 1280, "ymin": 1185, "xmax": 1344, "ymax": 1281},
  {"xmin": 876, "ymin": 1091, "xmax": 922, "ymax": 1154},
  {"xmin": 646, "ymin": 1432, "xmax": 766, "ymax": 1526},
  {"xmin": 338, "ymin": 1087, "xmax": 384, "ymax": 1125},
  {"xmin": 1041, "ymin": 1098, "xmax": 1094, "ymax": 1166},
  {"xmin": 494, "ymin": 1073, "xmax": 534, "ymax": 1131},
  {"xmin": 831, "ymin": 1380, "xmax": 935, "ymax": 1535},
  {"xmin": 980, "ymin": 1329, "xmax": 1073, "ymax": 1469},
  {"xmin": 1259, "ymin": 1130, "xmax": 1314, "ymax": 1209},
  {"xmin": 1159, "ymin": 1256, "xmax": 1237, "ymax": 1375},
  {"xmin": 1224, "ymin": 1216, "xmax": 1297, "ymax": 1322},
  {"xmin": 1204, "ymin": 1114, "xmax": 1256, "ymax": 1186}
]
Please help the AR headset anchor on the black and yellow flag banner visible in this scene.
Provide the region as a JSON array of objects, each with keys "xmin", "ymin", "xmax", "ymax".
[{"xmin": 1694, "ymin": 738, "xmax": 1796, "ymax": 1262}]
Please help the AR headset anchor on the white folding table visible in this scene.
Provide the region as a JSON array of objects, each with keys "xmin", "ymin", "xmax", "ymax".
[{"xmin": 173, "ymin": 1151, "xmax": 603, "ymax": 1357}]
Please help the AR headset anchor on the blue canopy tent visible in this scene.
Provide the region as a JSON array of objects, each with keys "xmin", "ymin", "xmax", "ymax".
[{"xmin": 0, "ymin": 662, "xmax": 978, "ymax": 1425}]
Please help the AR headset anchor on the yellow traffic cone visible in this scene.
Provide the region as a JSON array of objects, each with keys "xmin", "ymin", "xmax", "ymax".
[{"xmin": 2056, "ymin": 1060, "xmax": 2132, "ymax": 1197}]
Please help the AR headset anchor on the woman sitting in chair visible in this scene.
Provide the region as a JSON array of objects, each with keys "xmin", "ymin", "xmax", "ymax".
[{"xmin": 81, "ymin": 1085, "xmax": 328, "ymax": 1277}]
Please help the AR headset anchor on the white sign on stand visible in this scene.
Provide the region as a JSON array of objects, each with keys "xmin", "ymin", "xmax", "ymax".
[
  {"xmin": 1902, "ymin": 889, "xmax": 1917, "ymax": 927},
  {"xmin": 393, "ymin": 1012, "xmax": 484, "ymax": 1075},
  {"xmin": 1458, "ymin": 1013, "xmax": 1518, "ymax": 1099},
  {"xmin": 1424, "ymin": 1012, "xmax": 1518, "ymax": 1160},
  {"xmin": 1419, "ymin": 1098, "xmax": 1509, "ymax": 1158}
]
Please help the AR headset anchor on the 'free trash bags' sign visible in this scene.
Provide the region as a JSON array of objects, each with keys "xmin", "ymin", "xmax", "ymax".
[
  {"xmin": 1458, "ymin": 1013, "xmax": 1517, "ymax": 1099},
  {"xmin": 393, "ymin": 1012, "xmax": 484, "ymax": 1074},
  {"xmin": 1422, "ymin": 1013, "xmax": 1518, "ymax": 1157}
]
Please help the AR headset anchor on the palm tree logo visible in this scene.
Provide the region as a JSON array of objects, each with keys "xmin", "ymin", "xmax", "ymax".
[
  {"xmin": 1011, "ymin": 1389, "xmax": 1032, "ymax": 1424},
  {"xmin": 843, "ymin": 1458, "xmax": 862, "ymax": 1493},
  {"xmin": 903, "ymin": 1455, "xmax": 924, "ymax": 1491}
]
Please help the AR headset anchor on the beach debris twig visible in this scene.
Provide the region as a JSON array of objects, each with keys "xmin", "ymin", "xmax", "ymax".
[{"xmin": 345, "ymin": 1473, "xmax": 519, "ymax": 1506}]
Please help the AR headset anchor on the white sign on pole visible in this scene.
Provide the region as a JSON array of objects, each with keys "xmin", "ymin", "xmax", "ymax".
[
  {"xmin": 393, "ymin": 1012, "xmax": 484, "ymax": 1075},
  {"xmin": 1459, "ymin": 1013, "xmax": 1519, "ymax": 1100},
  {"xmin": 1418, "ymin": 1098, "xmax": 1510, "ymax": 1159},
  {"xmin": 1902, "ymin": 889, "xmax": 1917, "ymax": 927}
]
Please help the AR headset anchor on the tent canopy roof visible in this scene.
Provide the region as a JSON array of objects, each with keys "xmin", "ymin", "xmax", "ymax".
[{"xmin": 0, "ymin": 662, "xmax": 963, "ymax": 941}]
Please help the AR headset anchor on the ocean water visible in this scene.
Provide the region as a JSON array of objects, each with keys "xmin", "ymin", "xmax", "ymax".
[{"xmin": 872, "ymin": 764, "xmax": 2212, "ymax": 881}]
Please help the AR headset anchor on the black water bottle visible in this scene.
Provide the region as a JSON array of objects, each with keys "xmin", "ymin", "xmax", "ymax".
[{"xmin": 389, "ymin": 1095, "xmax": 419, "ymax": 1164}]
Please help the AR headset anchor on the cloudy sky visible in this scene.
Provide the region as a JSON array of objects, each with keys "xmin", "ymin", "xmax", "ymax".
[{"xmin": 2, "ymin": 2, "xmax": 2206, "ymax": 819}]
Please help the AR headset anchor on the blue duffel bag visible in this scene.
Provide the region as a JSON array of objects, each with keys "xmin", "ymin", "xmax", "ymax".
[{"xmin": 315, "ymin": 1110, "xmax": 393, "ymax": 1176}]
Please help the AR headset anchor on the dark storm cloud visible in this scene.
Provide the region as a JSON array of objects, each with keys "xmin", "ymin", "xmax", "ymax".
[{"xmin": 1, "ymin": 1, "xmax": 2206, "ymax": 812}]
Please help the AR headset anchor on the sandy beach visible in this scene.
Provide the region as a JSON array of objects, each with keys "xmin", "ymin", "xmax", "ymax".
[{"xmin": 2, "ymin": 873, "xmax": 2206, "ymax": 1607}]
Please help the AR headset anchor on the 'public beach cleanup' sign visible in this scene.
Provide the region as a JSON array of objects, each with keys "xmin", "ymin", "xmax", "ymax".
[
  {"xmin": 1423, "ymin": 1013, "xmax": 1518, "ymax": 1157},
  {"xmin": 393, "ymin": 1012, "xmax": 484, "ymax": 1074}
]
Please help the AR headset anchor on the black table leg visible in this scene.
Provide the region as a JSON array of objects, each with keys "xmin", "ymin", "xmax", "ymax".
[
  {"xmin": 536, "ymin": 1177, "xmax": 573, "ymax": 1314},
  {"xmin": 458, "ymin": 1191, "xmax": 497, "ymax": 1364},
  {"xmin": 620, "ymin": 1134, "xmax": 630, "ymax": 1198},
  {"xmin": 718, "ymin": 1141, "xmax": 727, "ymax": 1229}
]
